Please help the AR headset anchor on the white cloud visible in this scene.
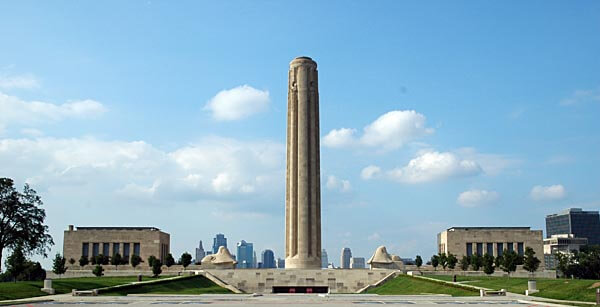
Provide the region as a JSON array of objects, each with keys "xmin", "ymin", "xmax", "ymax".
[
  {"xmin": 530, "ymin": 184, "xmax": 566, "ymax": 202},
  {"xmin": 323, "ymin": 110, "xmax": 433, "ymax": 151},
  {"xmin": 323, "ymin": 128, "xmax": 356, "ymax": 148},
  {"xmin": 326, "ymin": 175, "xmax": 351, "ymax": 192},
  {"xmin": 455, "ymin": 147, "xmax": 520, "ymax": 176},
  {"xmin": 457, "ymin": 189, "xmax": 500, "ymax": 207},
  {"xmin": 560, "ymin": 88, "xmax": 600, "ymax": 106},
  {"xmin": 0, "ymin": 92, "xmax": 106, "ymax": 128},
  {"xmin": 0, "ymin": 136, "xmax": 284, "ymax": 202},
  {"xmin": 367, "ymin": 233, "xmax": 381, "ymax": 241},
  {"xmin": 205, "ymin": 85, "xmax": 270, "ymax": 121},
  {"xmin": 0, "ymin": 74, "xmax": 39, "ymax": 89},
  {"xmin": 361, "ymin": 165, "xmax": 381, "ymax": 180},
  {"xmin": 386, "ymin": 151, "xmax": 481, "ymax": 184}
]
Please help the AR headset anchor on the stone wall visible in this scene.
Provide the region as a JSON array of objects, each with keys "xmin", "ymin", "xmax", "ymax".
[{"xmin": 202, "ymin": 269, "xmax": 398, "ymax": 294}]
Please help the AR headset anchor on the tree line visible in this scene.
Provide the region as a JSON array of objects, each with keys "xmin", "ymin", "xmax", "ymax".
[{"xmin": 413, "ymin": 247, "xmax": 540, "ymax": 276}]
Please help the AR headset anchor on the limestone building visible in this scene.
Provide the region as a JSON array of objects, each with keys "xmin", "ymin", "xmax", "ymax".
[
  {"xmin": 63, "ymin": 225, "xmax": 170, "ymax": 266},
  {"xmin": 285, "ymin": 56, "xmax": 322, "ymax": 269},
  {"xmin": 437, "ymin": 227, "xmax": 544, "ymax": 267}
]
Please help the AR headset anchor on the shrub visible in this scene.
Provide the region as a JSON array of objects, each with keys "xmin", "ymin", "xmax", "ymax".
[{"xmin": 92, "ymin": 265, "xmax": 104, "ymax": 277}]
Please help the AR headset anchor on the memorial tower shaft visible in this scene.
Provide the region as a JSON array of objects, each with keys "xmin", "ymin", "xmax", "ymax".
[{"xmin": 285, "ymin": 56, "xmax": 321, "ymax": 269}]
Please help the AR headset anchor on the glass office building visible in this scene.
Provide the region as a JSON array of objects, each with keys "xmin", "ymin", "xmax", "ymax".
[{"xmin": 546, "ymin": 208, "xmax": 600, "ymax": 245}]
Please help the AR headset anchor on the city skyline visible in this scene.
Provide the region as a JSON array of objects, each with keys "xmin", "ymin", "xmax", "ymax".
[{"xmin": 1, "ymin": 1, "xmax": 599, "ymax": 269}]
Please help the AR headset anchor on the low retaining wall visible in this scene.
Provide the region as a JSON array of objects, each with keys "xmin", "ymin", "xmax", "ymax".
[
  {"xmin": 200, "ymin": 269, "xmax": 398, "ymax": 294},
  {"xmin": 419, "ymin": 270, "xmax": 556, "ymax": 279}
]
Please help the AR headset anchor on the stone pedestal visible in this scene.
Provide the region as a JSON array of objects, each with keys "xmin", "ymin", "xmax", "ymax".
[{"xmin": 41, "ymin": 278, "xmax": 55, "ymax": 294}]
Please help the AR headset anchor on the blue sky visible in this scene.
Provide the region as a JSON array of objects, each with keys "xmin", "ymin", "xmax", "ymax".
[{"xmin": 1, "ymin": 1, "xmax": 599, "ymax": 268}]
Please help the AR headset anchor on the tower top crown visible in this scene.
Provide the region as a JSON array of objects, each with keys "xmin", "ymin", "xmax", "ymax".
[{"xmin": 290, "ymin": 56, "xmax": 317, "ymax": 68}]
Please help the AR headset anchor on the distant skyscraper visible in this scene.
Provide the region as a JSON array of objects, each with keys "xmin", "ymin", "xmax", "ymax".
[
  {"xmin": 321, "ymin": 249, "xmax": 328, "ymax": 268},
  {"xmin": 236, "ymin": 240, "xmax": 254, "ymax": 268},
  {"xmin": 253, "ymin": 250, "xmax": 257, "ymax": 268},
  {"xmin": 276, "ymin": 258, "xmax": 285, "ymax": 269},
  {"xmin": 350, "ymin": 257, "xmax": 365, "ymax": 269},
  {"xmin": 212, "ymin": 233, "xmax": 227, "ymax": 254},
  {"xmin": 195, "ymin": 240, "xmax": 205, "ymax": 263},
  {"xmin": 546, "ymin": 208, "xmax": 600, "ymax": 245},
  {"xmin": 340, "ymin": 248, "xmax": 352, "ymax": 269},
  {"xmin": 262, "ymin": 249, "xmax": 276, "ymax": 268}
]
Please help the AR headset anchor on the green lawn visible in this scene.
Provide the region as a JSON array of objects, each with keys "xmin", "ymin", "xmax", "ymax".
[
  {"xmin": 366, "ymin": 274, "xmax": 478, "ymax": 296},
  {"xmin": 0, "ymin": 276, "xmax": 168, "ymax": 301},
  {"xmin": 425, "ymin": 275, "xmax": 600, "ymax": 302},
  {"xmin": 99, "ymin": 275, "xmax": 232, "ymax": 296}
]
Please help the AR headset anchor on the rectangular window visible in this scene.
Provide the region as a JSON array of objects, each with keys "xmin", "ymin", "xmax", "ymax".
[
  {"xmin": 102, "ymin": 243, "xmax": 110, "ymax": 256},
  {"xmin": 476, "ymin": 243, "xmax": 483, "ymax": 256},
  {"xmin": 123, "ymin": 243, "xmax": 130, "ymax": 257},
  {"xmin": 82, "ymin": 243, "xmax": 89, "ymax": 257},
  {"xmin": 92, "ymin": 243, "xmax": 99, "ymax": 257},
  {"xmin": 507, "ymin": 242, "xmax": 514, "ymax": 252},
  {"xmin": 517, "ymin": 242, "xmax": 524, "ymax": 256},
  {"xmin": 497, "ymin": 243, "xmax": 504, "ymax": 256},
  {"xmin": 113, "ymin": 243, "xmax": 120, "ymax": 256},
  {"xmin": 466, "ymin": 243, "xmax": 473, "ymax": 257},
  {"xmin": 486, "ymin": 243, "xmax": 493, "ymax": 255},
  {"xmin": 134, "ymin": 243, "xmax": 140, "ymax": 256}
]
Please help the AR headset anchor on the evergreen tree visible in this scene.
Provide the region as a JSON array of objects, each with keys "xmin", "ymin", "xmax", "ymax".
[
  {"xmin": 430, "ymin": 255, "xmax": 439, "ymax": 270},
  {"xmin": 501, "ymin": 249, "xmax": 519, "ymax": 276},
  {"xmin": 111, "ymin": 253, "xmax": 123, "ymax": 270},
  {"xmin": 447, "ymin": 253, "xmax": 458, "ymax": 270},
  {"xmin": 165, "ymin": 253, "xmax": 175, "ymax": 267},
  {"xmin": 522, "ymin": 247, "xmax": 541, "ymax": 274},
  {"xmin": 482, "ymin": 253, "xmax": 495, "ymax": 275},
  {"xmin": 415, "ymin": 255, "xmax": 423, "ymax": 269},
  {"xmin": 460, "ymin": 256, "xmax": 470, "ymax": 271},
  {"xmin": 131, "ymin": 255, "xmax": 142, "ymax": 269},
  {"xmin": 5, "ymin": 245, "xmax": 26, "ymax": 282},
  {"xmin": 92, "ymin": 265, "xmax": 104, "ymax": 277},
  {"xmin": 79, "ymin": 255, "xmax": 89, "ymax": 267},
  {"xmin": 152, "ymin": 260, "xmax": 162, "ymax": 277},
  {"xmin": 439, "ymin": 253, "xmax": 448, "ymax": 270},
  {"xmin": 52, "ymin": 253, "xmax": 67, "ymax": 278},
  {"xmin": 147, "ymin": 255, "xmax": 157, "ymax": 268},
  {"xmin": 180, "ymin": 252, "xmax": 192, "ymax": 269},
  {"xmin": 470, "ymin": 254, "xmax": 482, "ymax": 271}
]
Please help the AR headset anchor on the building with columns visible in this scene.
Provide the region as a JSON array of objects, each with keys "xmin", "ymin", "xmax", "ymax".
[
  {"xmin": 437, "ymin": 226, "xmax": 544, "ymax": 267},
  {"xmin": 63, "ymin": 225, "xmax": 170, "ymax": 267}
]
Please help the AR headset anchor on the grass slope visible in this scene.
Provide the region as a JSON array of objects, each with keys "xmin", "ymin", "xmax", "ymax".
[
  {"xmin": 100, "ymin": 275, "xmax": 232, "ymax": 296},
  {"xmin": 0, "ymin": 276, "xmax": 156, "ymax": 301},
  {"xmin": 425, "ymin": 275, "xmax": 600, "ymax": 302},
  {"xmin": 366, "ymin": 274, "xmax": 478, "ymax": 296}
]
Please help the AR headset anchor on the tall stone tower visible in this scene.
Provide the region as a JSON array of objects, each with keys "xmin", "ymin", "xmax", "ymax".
[{"xmin": 285, "ymin": 56, "xmax": 321, "ymax": 269}]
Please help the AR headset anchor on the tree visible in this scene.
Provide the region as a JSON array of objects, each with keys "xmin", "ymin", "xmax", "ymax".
[
  {"xmin": 68, "ymin": 258, "xmax": 76, "ymax": 266},
  {"xmin": 501, "ymin": 249, "xmax": 519, "ymax": 276},
  {"xmin": 152, "ymin": 260, "xmax": 162, "ymax": 277},
  {"xmin": 523, "ymin": 247, "xmax": 541, "ymax": 274},
  {"xmin": 111, "ymin": 253, "xmax": 123, "ymax": 270},
  {"xmin": 439, "ymin": 253, "xmax": 448, "ymax": 270},
  {"xmin": 494, "ymin": 255, "xmax": 503, "ymax": 268},
  {"xmin": 92, "ymin": 265, "xmax": 104, "ymax": 277},
  {"xmin": 470, "ymin": 254, "xmax": 482, "ymax": 271},
  {"xmin": 430, "ymin": 255, "xmax": 439, "ymax": 271},
  {"xmin": 5, "ymin": 244, "xmax": 26, "ymax": 282},
  {"xmin": 52, "ymin": 253, "xmax": 67, "ymax": 278},
  {"xmin": 482, "ymin": 253, "xmax": 495, "ymax": 275},
  {"xmin": 165, "ymin": 253, "xmax": 175, "ymax": 267},
  {"xmin": 415, "ymin": 255, "xmax": 423, "ymax": 269},
  {"xmin": 0, "ymin": 178, "xmax": 54, "ymax": 271},
  {"xmin": 131, "ymin": 255, "xmax": 142, "ymax": 269},
  {"xmin": 460, "ymin": 256, "xmax": 469, "ymax": 271},
  {"xmin": 79, "ymin": 255, "xmax": 89, "ymax": 267},
  {"xmin": 147, "ymin": 255, "xmax": 157, "ymax": 268},
  {"xmin": 180, "ymin": 252, "xmax": 192, "ymax": 270},
  {"xmin": 447, "ymin": 253, "xmax": 458, "ymax": 270}
]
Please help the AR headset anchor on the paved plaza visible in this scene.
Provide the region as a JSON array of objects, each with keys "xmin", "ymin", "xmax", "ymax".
[{"xmin": 16, "ymin": 294, "xmax": 571, "ymax": 307}]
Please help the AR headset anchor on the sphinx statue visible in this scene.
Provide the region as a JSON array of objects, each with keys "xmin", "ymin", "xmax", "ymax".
[
  {"xmin": 201, "ymin": 246, "xmax": 237, "ymax": 269},
  {"xmin": 367, "ymin": 246, "xmax": 404, "ymax": 270}
]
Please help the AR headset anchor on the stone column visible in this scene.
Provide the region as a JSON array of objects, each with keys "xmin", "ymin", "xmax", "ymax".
[{"xmin": 285, "ymin": 56, "xmax": 321, "ymax": 269}]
